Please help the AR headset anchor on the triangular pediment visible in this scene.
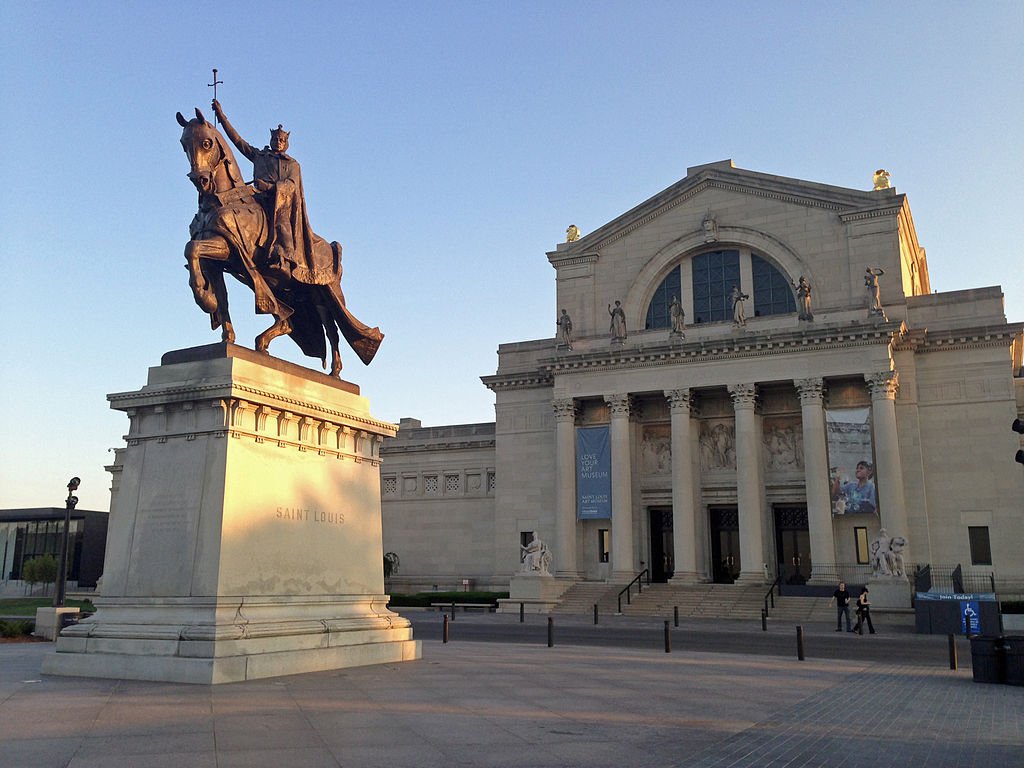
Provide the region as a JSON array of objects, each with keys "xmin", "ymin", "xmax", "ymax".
[{"xmin": 549, "ymin": 160, "xmax": 904, "ymax": 262}]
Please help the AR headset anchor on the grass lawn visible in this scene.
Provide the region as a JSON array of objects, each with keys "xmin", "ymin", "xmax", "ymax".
[{"xmin": 0, "ymin": 597, "xmax": 95, "ymax": 617}]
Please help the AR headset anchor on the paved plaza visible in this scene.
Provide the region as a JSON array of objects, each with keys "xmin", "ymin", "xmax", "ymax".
[{"xmin": 1, "ymin": 616, "xmax": 1021, "ymax": 768}]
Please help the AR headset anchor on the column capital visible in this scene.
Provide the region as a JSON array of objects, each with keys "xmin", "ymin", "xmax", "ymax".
[
  {"xmin": 727, "ymin": 383, "xmax": 758, "ymax": 410},
  {"xmin": 664, "ymin": 388, "xmax": 692, "ymax": 414},
  {"xmin": 552, "ymin": 398, "xmax": 577, "ymax": 423},
  {"xmin": 866, "ymin": 371, "xmax": 899, "ymax": 400},
  {"xmin": 604, "ymin": 393, "xmax": 633, "ymax": 417},
  {"xmin": 794, "ymin": 377, "xmax": 825, "ymax": 406}
]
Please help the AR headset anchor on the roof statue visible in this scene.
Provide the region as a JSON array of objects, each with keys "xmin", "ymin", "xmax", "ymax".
[
  {"xmin": 872, "ymin": 169, "xmax": 891, "ymax": 190},
  {"xmin": 176, "ymin": 101, "xmax": 383, "ymax": 377},
  {"xmin": 566, "ymin": 224, "xmax": 580, "ymax": 242}
]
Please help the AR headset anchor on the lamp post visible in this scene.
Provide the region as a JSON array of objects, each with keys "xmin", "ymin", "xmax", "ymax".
[{"xmin": 54, "ymin": 477, "xmax": 79, "ymax": 608}]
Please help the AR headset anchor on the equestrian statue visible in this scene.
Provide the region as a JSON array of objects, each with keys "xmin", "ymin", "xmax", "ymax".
[{"xmin": 176, "ymin": 101, "xmax": 382, "ymax": 376}]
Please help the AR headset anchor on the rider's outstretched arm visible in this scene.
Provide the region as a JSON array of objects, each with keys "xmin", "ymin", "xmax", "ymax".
[{"xmin": 211, "ymin": 100, "xmax": 257, "ymax": 162}]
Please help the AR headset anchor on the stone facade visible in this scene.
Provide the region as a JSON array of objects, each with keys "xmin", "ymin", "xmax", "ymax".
[{"xmin": 381, "ymin": 161, "xmax": 1024, "ymax": 595}]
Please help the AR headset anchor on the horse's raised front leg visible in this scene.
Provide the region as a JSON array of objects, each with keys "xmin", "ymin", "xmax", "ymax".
[{"xmin": 185, "ymin": 238, "xmax": 230, "ymax": 316}]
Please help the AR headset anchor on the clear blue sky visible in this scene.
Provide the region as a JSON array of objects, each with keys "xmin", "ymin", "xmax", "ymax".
[{"xmin": 1, "ymin": 2, "xmax": 1021, "ymax": 511}]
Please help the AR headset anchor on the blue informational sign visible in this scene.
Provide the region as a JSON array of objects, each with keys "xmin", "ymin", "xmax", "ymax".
[
  {"xmin": 961, "ymin": 600, "xmax": 981, "ymax": 635},
  {"xmin": 576, "ymin": 426, "xmax": 611, "ymax": 520}
]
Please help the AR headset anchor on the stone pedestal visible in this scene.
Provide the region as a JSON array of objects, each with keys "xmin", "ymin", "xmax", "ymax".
[
  {"xmin": 43, "ymin": 344, "xmax": 420, "ymax": 684},
  {"xmin": 34, "ymin": 607, "xmax": 80, "ymax": 641},
  {"xmin": 865, "ymin": 578, "xmax": 912, "ymax": 609},
  {"xmin": 498, "ymin": 573, "xmax": 573, "ymax": 614}
]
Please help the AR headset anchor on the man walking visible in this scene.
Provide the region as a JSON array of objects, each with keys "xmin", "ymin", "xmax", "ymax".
[{"xmin": 829, "ymin": 581, "xmax": 853, "ymax": 632}]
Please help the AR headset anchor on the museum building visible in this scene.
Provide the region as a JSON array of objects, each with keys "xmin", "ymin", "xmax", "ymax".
[{"xmin": 380, "ymin": 161, "xmax": 1024, "ymax": 598}]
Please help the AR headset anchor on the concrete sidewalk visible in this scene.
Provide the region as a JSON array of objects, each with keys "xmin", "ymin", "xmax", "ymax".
[{"xmin": 1, "ymin": 629, "xmax": 1021, "ymax": 768}]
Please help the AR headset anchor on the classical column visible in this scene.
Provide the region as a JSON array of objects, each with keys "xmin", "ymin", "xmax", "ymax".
[
  {"xmin": 728, "ymin": 383, "xmax": 766, "ymax": 583},
  {"xmin": 795, "ymin": 378, "xmax": 835, "ymax": 582},
  {"xmin": 665, "ymin": 388, "xmax": 700, "ymax": 583},
  {"xmin": 552, "ymin": 398, "xmax": 579, "ymax": 578},
  {"xmin": 605, "ymin": 394, "xmax": 635, "ymax": 581},
  {"xmin": 866, "ymin": 371, "xmax": 910, "ymax": 561}
]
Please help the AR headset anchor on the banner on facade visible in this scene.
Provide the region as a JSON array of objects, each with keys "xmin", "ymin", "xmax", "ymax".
[
  {"xmin": 576, "ymin": 426, "xmax": 611, "ymax": 520},
  {"xmin": 825, "ymin": 407, "xmax": 878, "ymax": 516}
]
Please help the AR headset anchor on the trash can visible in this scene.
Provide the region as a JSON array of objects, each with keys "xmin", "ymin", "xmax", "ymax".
[
  {"xmin": 1003, "ymin": 636, "xmax": 1024, "ymax": 686},
  {"xmin": 970, "ymin": 636, "xmax": 1005, "ymax": 684}
]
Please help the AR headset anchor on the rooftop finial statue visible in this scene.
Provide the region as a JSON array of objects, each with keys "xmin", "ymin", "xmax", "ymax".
[
  {"xmin": 175, "ymin": 100, "xmax": 383, "ymax": 377},
  {"xmin": 872, "ymin": 169, "xmax": 891, "ymax": 190}
]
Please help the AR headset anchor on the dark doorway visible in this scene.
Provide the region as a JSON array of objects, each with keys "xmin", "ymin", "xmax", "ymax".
[
  {"xmin": 774, "ymin": 506, "xmax": 810, "ymax": 585},
  {"xmin": 648, "ymin": 507, "xmax": 674, "ymax": 582},
  {"xmin": 709, "ymin": 507, "xmax": 740, "ymax": 583}
]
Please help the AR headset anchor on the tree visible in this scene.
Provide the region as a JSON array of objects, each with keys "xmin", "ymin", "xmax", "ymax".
[{"xmin": 22, "ymin": 555, "xmax": 58, "ymax": 595}]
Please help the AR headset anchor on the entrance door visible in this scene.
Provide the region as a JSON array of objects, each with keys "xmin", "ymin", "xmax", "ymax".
[
  {"xmin": 648, "ymin": 507, "xmax": 674, "ymax": 582},
  {"xmin": 709, "ymin": 507, "xmax": 740, "ymax": 583},
  {"xmin": 774, "ymin": 506, "xmax": 810, "ymax": 585}
]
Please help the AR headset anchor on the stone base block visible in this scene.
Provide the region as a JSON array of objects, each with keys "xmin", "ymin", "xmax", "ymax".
[
  {"xmin": 498, "ymin": 574, "xmax": 573, "ymax": 614},
  {"xmin": 42, "ymin": 344, "xmax": 419, "ymax": 684},
  {"xmin": 866, "ymin": 578, "xmax": 912, "ymax": 609},
  {"xmin": 42, "ymin": 595, "xmax": 420, "ymax": 684},
  {"xmin": 34, "ymin": 607, "xmax": 80, "ymax": 641},
  {"xmin": 44, "ymin": 635, "xmax": 420, "ymax": 684}
]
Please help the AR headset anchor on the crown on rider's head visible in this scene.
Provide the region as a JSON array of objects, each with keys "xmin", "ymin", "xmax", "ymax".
[{"xmin": 270, "ymin": 124, "xmax": 290, "ymax": 141}]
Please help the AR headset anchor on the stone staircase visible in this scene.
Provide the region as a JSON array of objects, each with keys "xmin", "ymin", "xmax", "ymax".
[
  {"xmin": 550, "ymin": 581, "xmax": 906, "ymax": 625},
  {"xmin": 617, "ymin": 583, "xmax": 768, "ymax": 620},
  {"xmin": 551, "ymin": 581, "xmax": 623, "ymax": 616}
]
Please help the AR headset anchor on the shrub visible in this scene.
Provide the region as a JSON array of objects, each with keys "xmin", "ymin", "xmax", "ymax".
[
  {"xmin": 387, "ymin": 591, "xmax": 509, "ymax": 607},
  {"xmin": 0, "ymin": 619, "xmax": 34, "ymax": 638}
]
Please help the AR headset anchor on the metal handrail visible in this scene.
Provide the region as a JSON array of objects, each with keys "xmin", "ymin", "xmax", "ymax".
[
  {"xmin": 617, "ymin": 569, "xmax": 650, "ymax": 613},
  {"xmin": 763, "ymin": 572, "xmax": 783, "ymax": 617}
]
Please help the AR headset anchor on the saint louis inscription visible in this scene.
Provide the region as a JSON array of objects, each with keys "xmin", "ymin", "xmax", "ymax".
[{"xmin": 276, "ymin": 506, "xmax": 346, "ymax": 524}]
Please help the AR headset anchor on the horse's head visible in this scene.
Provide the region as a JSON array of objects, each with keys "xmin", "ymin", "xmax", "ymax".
[{"xmin": 176, "ymin": 108, "xmax": 241, "ymax": 195}]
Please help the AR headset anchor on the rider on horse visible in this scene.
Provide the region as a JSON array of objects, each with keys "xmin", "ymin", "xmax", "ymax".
[{"xmin": 211, "ymin": 99, "xmax": 338, "ymax": 286}]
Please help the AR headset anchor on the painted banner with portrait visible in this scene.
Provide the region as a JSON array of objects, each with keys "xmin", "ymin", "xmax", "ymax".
[
  {"xmin": 825, "ymin": 407, "xmax": 878, "ymax": 516},
  {"xmin": 576, "ymin": 426, "xmax": 611, "ymax": 520}
]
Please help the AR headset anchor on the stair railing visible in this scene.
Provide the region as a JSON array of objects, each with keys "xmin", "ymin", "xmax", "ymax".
[
  {"xmin": 763, "ymin": 572, "xmax": 783, "ymax": 617},
  {"xmin": 617, "ymin": 568, "xmax": 650, "ymax": 613}
]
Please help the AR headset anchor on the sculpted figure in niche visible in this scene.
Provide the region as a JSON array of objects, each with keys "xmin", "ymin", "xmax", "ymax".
[
  {"xmin": 702, "ymin": 214, "xmax": 718, "ymax": 243},
  {"xmin": 609, "ymin": 300, "xmax": 627, "ymax": 342},
  {"xmin": 865, "ymin": 268, "xmax": 886, "ymax": 318},
  {"xmin": 556, "ymin": 309, "xmax": 574, "ymax": 350},
  {"xmin": 870, "ymin": 528, "xmax": 893, "ymax": 577},
  {"xmin": 763, "ymin": 425, "xmax": 800, "ymax": 470},
  {"xmin": 793, "ymin": 276, "xmax": 813, "ymax": 321},
  {"xmin": 669, "ymin": 296, "xmax": 686, "ymax": 336},
  {"xmin": 731, "ymin": 285, "xmax": 749, "ymax": 326},
  {"xmin": 888, "ymin": 536, "xmax": 908, "ymax": 577},
  {"xmin": 700, "ymin": 422, "xmax": 736, "ymax": 470},
  {"xmin": 641, "ymin": 430, "xmax": 671, "ymax": 475},
  {"xmin": 520, "ymin": 533, "xmax": 552, "ymax": 575}
]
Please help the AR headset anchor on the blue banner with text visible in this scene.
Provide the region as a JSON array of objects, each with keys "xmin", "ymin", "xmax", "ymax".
[{"xmin": 577, "ymin": 426, "xmax": 611, "ymax": 520}]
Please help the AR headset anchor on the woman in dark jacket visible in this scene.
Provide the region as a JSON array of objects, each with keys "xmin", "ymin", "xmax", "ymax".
[{"xmin": 853, "ymin": 586, "xmax": 876, "ymax": 635}]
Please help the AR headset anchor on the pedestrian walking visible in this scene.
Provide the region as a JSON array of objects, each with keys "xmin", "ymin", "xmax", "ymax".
[
  {"xmin": 853, "ymin": 586, "xmax": 876, "ymax": 635},
  {"xmin": 829, "ymin": 581, "xmax": 853, "ymax": 632}
]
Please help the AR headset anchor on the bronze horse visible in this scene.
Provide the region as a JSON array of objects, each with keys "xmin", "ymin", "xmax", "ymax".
[{"xmin": 176, "ymin": 108, "xmax": 382, "ymax": 375}]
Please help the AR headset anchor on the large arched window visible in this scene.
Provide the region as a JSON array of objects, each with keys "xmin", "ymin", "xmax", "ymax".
[
  {"xmin": 643, "ymin": 249, "xmax": 798, "ymax": 330},
  {"xmin": 692, "ymin": 250, "xmax": 740, "ymax": 324},
  {"xmin": 644, "ymin": 265, "xmax": 680, "ymax": 329},
  {"xmin": 751, "ymin": 253, "xmax": 796, "ymax": 317}
]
